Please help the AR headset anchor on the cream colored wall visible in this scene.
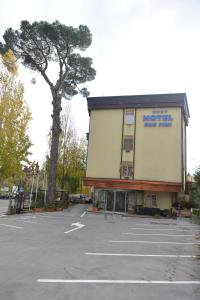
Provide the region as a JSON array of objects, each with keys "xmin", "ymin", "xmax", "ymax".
[
  {"xmin": 157, "ymin": 192, "xmax": 172, "ymax": 209},
  {"xmin": 123, "ymin": 151, "xmax": 133, "ymax": 161},
  {"xmin": 134, "ymin": 107, "xmax": 182, "ymax": 182},
  {"xmin": 182, "ymin": 118, "xmax": 186, "ymax": 189},
  {"xmin": 144, "ymin": 192, "xmax": 172, "ymax": 209},
  {"xmin": 123, "ymin": 124, "xmax": 135, "ymax": 135},
  {"xmin": 86, "ymin": 109, "xmax": 123, "ymax": 178}
]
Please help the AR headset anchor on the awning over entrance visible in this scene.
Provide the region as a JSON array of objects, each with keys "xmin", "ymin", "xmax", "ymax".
[{"xmin": 84, "ymin": 177, "xmax": 182, "ymax": 193}]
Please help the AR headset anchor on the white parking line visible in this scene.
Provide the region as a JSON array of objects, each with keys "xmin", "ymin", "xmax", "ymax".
[
  {"xmin": 85, "ymin": 252, "xmax": 197, "ymax": 258},
  {"xmin": 0, "ymin": 223, "xmax": 23, "ymax": 229},
  {"xmin": 23, "ymin": 220, "xmax": 38, "ymax": 224},
  {"xmin": 109, "ymin": 240, "xmax": 200, "ymax": 245},
  {"xmin": 130, "ymin": 228, "xmax": 199, "ymax": 232},
  {"xmin": 34, "ymin": 214, "xmax": 67, "ymax": 220},
  {"xmin": 37, "ymin": 279, "xmax": 200, "ymax": 284},
  {"xmin": 0, "ymin": 214, "xmax": 6, "ymax": 218},
  {"xmin": 80, "ymin": 211, "xmax": 87, "ymax": 218},
  {"xmin": 135, "ymin": 223, "xmax": 175, "ymax": 226},
  {"xmin": 177, "ymin": 224, "xmax": 199, "ymax": 227},
  {"xmin": 20, "ymin": 216, "xmax": 36, "ymax": 219},
  {"xmin": 135, "ymin": 223, "xmax": 199, "ymax": 228},
  {"xmin": 176, "ymin": 225, "xmax": 200, "ymax": 228},
  {"xmin": 122, "ymin": 233, "xmax": 195, "ymax": 237}
]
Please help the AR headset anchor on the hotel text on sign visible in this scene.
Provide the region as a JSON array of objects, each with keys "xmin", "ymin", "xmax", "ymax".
[{"xmin": 143, "ymin": 111, "xmax": 173, "ymax": 127}]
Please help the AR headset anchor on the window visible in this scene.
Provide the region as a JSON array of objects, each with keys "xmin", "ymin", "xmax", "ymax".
[
  {"xmin": 124, "ymin": 112, "xmax": 134, "ymax": 125},
  {"xmin": 121, "ymin": 161, "xmax": 133, "ymax": 178},
  {"xmin": 123, "ymin": 135, "xmax": 133, "ymax": 151},
  {"xmin": 145, "ymin": 194, "xmax": 157, "ymax": 207}
]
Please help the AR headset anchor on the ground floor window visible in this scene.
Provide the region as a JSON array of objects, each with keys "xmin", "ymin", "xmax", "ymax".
[
  {"xmin": 94, "ymin": 189, "xmax": 143, "ymax": 213},
  {"xmin": 145, "ymin": 193, "xmax": 157, "ymax": 207},
  {"xmin": 92, "ymin": 189, "xmax": 173, "ymax": 214}
]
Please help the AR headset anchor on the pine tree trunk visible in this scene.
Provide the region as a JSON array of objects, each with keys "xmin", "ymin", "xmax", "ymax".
[{"xmin": 47, "ymin": 91, "xmax": 62, "ymax": 203}]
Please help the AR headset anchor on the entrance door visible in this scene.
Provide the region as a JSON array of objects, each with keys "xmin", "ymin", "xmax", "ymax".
[
  {"xmin": 127, "ymin": 191, "xmax": 137, "ymax": 212},
  {"xmin": 106, "ymin": 191, "xmax": 114, "ymax": 211},
  {"xmin": 115, "ymin": 191, "xmax": 126, "ymax": 212}
]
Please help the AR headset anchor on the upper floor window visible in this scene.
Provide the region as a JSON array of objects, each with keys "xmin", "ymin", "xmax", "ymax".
[
  {"xmin": 123, "ymin": 135, "xmax": 133, "ymax": 152},
  {"xmin": 124, "ymin": 112, "xmax": 134, "ymax": 125},
  {"xmin": 121, "ymin": 161, "xmax": 133, "ymax": 178}
]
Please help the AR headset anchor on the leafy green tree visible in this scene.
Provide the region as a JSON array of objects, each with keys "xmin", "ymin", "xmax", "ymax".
[
  {"xmin": 0, "ymin": 20, "xmax": 96, "ymax": 202},
  {"xmin": 46, "ymin": 105, "xmax": 87, "ymax": 193},
  {"xmin": 192, "ymin": 165, "xmax": 200, "ymax": 208},
  {"xmin": 57, "ymin": 105, "xmax": 75, "ymax": 190},
  {"xmin": 194, "ymin": 166, "xmax": 200, "ymax": 185},
  {"xmin": 0, "ymin": 50, "xmax": 32, "ymax": 183},
  {"xmin": 60, "ymin": 137, "xmax": 87, "ymax": 193}
]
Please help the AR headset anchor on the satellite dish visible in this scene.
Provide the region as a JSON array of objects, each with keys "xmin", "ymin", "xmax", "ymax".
[{"xmin": 31, "ymin": 78, "xmax": 36, "ymax": 84}]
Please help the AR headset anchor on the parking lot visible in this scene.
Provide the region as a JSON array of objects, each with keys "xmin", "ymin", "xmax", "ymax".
[{"xmin": 0, "ymin": 202, "xmax": 200, "ymax": 300}]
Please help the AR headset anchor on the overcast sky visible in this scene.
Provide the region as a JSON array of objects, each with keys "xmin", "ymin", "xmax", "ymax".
[{"xmin": 0, "ymin": 0, "xmax": 200, "ymax": 174}]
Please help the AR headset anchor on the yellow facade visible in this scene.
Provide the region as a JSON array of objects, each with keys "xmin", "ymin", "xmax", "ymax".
[
  {"xmin": 87, "ymin": 107, "xmax": 183, "ymax": 183},
  {"xmin": 86, "ymin": 109, "xmax": 123, "ymax": 178},
  {"xmin": 144, "ymin": 191, "xmax": 172, "ymax": 209},
  {"xmin": 134, "ymin": 107, "xmax": 182, "ymax": 182},
  {"xmin": 85, "ymin": 93, "xmax": 189, "ymax": 213},
  {"xmin": 182, "ymin": 118, "xmax": 186, "ymax": 188}
]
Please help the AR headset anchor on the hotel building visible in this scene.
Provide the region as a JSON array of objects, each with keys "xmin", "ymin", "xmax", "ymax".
[{"xmin": 84, "ymin": 93, "xmax": 189, "ymax": 214}]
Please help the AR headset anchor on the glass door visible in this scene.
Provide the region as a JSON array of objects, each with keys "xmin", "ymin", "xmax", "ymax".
[
  {"xmin": 106, "ymin": 191, "xmax": 114, "ymax": 211},
  {"xmin": 115, "ymin": 191, "xmax": 126, "ymax": 212}
]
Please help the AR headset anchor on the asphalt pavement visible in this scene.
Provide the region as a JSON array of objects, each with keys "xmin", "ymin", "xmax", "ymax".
[
  {"xmin": 0, "ymin": 199, "xmax": 9, "ymax": 215},
  {"xmin": 0, "ymin": 204, "xmax": 200, "ymax": 300}
]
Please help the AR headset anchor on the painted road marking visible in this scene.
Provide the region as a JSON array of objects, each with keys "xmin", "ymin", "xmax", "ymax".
[
  {"xmin": 122, "ymin": 233, "xmax": 195, "ymax": 237},
  {"xmin": 20, "ymin": 216, "xmax": 36, "ymax": 219},
  {"xmin": 34, "ymin": 214, "xmax": 70, "ymax": 220},
  {"xmin": 109, "ymin": 240, "xmax": 200, "ymax": 245},
  {"xmin": 80, "ymin": 211, "xmax": 87, "ymax": 218},
  {"xmin": 175, "ymin": 225, "xmax": 200, "ymax": 227},
  {"xmin": 37, "ymin": 279, "xmax": 200, "ymax": 284},
  {"xmin": 130, "ymin": 228, "xmax": 199, "ymax": 232},
  {"xmin": 0, "ymin": 223, "xmax": 23, "ymax": 229},
  {"xmin": 0, "ymin": 214, "xmax": 6, "ymax": 218},
  {"xmin": 85, "ymin": 252, "xmax": 197, "ymax": 258},
  {"xmin": 135, "ymin": 223, "xmax": 175, "ymax": 226},
  {"xmin": 135, "ymin": 223, "xmax": 199, "ymax": 228},
  {"xmin": 64, "ymin": 222, "xmax": 85, "ymax": 234},
  {"xmin": 23, "ymin": 220, "xmax": 38, "ymax": 224}
]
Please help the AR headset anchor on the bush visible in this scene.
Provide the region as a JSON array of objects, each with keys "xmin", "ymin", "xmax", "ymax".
[
  {"xmin": 137, "ymin": 207, "xmax": 161, "ymax": 216},
  {"xmin": 161, "ymin": 209, "xmax": 171, "ymax": 217},
  {"xmin": 44, "ymin": 203, "xmax": 56, "ymax": 210},
  {"xmin": 57, "ymin": 199, "xmax": 69, "ymax": 209},
  {"xmin": 193, "ymin": 209, "xmax": 200, "ymax": 217},
  {"xmin": 180, "ymin": 199, "xmax": 198, "ymax": 209}
]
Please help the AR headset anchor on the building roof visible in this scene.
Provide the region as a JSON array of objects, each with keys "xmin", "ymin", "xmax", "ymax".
[{"xmin": 87, "ymin": 93, "xmax": 190, "ymax": 125}]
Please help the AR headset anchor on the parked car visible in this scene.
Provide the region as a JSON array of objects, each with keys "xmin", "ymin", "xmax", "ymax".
[
  {"xmin": 69, "ymin": 194, "xmax": 92, "ymax": 204},
  {"xmin": 0, "ymin": 193, "xmax": 9, "ymax": 199},
  {"xmin": 83, "ymin": 196, "xmax": 92, "ymax": 204},
  {"xmin": 0, "ymin": 187, "xmax": 9, "ymax": 199}
]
